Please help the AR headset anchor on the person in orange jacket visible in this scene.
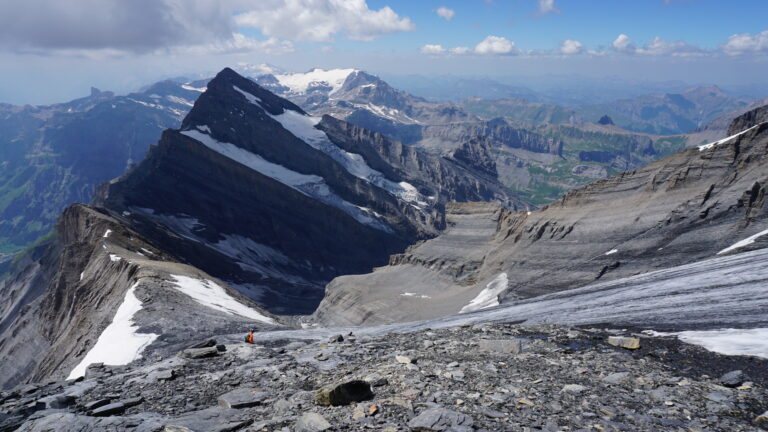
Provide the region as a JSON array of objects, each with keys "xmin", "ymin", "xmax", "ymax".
[{"xmin": 244, "ymin": 328, "xmax": 255, "ymax": 344}]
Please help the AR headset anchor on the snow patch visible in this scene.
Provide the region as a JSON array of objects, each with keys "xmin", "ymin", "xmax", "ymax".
[
  {"xmin": 401, "ymin": 292, "xmax": 431, "ymax": 299},
  {"xmin": 645, "ymin": 328, "xmax": 768, "ymax": 359},
  {"xmin": 67, "ymin": 283, "xmax": 157, "ymax": 379},
  {"xmin": 169, "ymin": 275, "xmax": 275, "ymax": 324},
  {"xmin": 460, "ymin": 273, "xmax": 508, "ymax": 313},
  {"xmin": 103, "ymin": 229, "xmax": 112, "ymax": 238},
  {"xmin": 268, "ymin": 109, "xmax": 427, "ymax": 206},
  {"xmin": 166, "ymin": 95, "xmax": 194, "ymax": 107},
  {"xmin": 698, "ymin": 122, "xmax": 766, "ymax": 151},
  {"xmin": 233, "ymin": 85, "xmax": 262, "ymax": 105},
  {"xmin": 109, "ymin": 254, "xmax": 122, "ymax": 262},
  {"xmin": 273, "ymin": 68, "xmax": 356, "ymax": 95},
  {"xmin": 605, "ymin": 249, "xmax": 618, "ymax": 256},
  {"xmin": 717, "ymin": 228, "xmax": 768, "ymax": 255},
  {"xmin": 181, "ymin": 84, "xmax": 206, "ymax": 92}
]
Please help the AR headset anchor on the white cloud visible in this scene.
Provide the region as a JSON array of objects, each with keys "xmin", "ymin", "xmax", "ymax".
[
  {"xmin": 560, "ymin": 39, "xmax": 583, "ymax": 55},
  {"xmin": 538, "ymin": 0, "xmax": 558, "ymax": 14},
  {"xmin": 450, "ymin": 46, "xmax": 470, "ymax": 55},
  {"xmin": 721, "ymin": 30, "xmax": 768, "ymax": 56},
  {"xmin": 638, "ymin": 36, "xmax": 707, "ymax": 57},
  {"xmin": 475, "ymin": 36, "xmax": 516, "ymax": 55},
  {"xmin": 436, "ymin": 6, "xmax": 455, "ymax": 21},
  {"xmin": 421, "ymin": 44, "xmax": 446, "ymax": 55},
  {"xmin": 612, "ymin": 34, "xmax": 636, "ymax": 54},
  {"xmin": 234, "ymin": 0, "xmax": 414, "ymax": 42}
]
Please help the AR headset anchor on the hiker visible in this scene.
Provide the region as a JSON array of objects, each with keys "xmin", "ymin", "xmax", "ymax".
[{"xmin": 244, "ymin": 328, "xmax": 255, "ymax": 344}]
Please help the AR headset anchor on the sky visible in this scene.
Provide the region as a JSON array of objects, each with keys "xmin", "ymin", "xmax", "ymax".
[{"xmin": 0, "ymin": 0, "xmax": 766, "ymax": 104}]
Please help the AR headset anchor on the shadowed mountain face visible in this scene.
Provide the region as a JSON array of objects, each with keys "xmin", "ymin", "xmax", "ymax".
[
  {"xmin": 95, "ymin": 68, "xmax": 519, "ymax": 314},
  {"xmin": 313, "ymin": 104, "xmax": 768, "ymax": 326}
]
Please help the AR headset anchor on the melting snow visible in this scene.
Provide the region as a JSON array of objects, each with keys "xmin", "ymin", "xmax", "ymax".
[
  {"xmin": 460, "ymin": 273, "xmax": 508, "ymax": 314},
  {"xmin": 273, "ymin": 68, "xmax": 356, "ymax": 95},
  {"xmin": 166, "ymin": 95, "xmax": 194, "ymax": 107},
  {"xmin": 180, "ymin": 128, "xmax": 392, "ymax": 232},
  {"xmin": 401, "ymin": 292, "xmax": 431, "ymax": 299},
  {"xmin": 67, "ymin": 283, "xmax": 158, "ymax": 379},
  {"xmin": 109, "ymin": 254, "xmax": 122, "ymax": 262},
  {"xmin": 169, "ymin": 275, "xmax": 275, "ymax": 324},
  {"xmin": 717, "ymin": 228, "xmax": 768, "ymax": 255},
  {"xmin": 645, "ymin": 328, "xmax": 768, "ymax": 359},
  {"xmin": 103, "ymin": 229, "xmax": 112, "ymax": 238},
  {"xmin": 267, "ymin": 108, "xmax": 427, "ymax": 206},
  {"xmin": 605, "ymin": 249, "xmax": 618, "ymax": 256},
  {"xmin": 698, "ymin": 122, "xmax": 766, "ymax": 151}
]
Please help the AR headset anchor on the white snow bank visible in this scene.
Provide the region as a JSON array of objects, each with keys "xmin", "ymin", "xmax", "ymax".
[
  {"xmin": 103, "ymin": 229, "xmax": 112, "ymax": 238},
  {"xmin": 273, "ymin": 68, "xmax": 356, "ymax": 95},
  {"xmin": 645, "ymin": 328, "xmax": 768, "ymax": 359},
  {"xmin": 68, "ymin": 283, "xmax": 157, "ymax": 379},
  {"xmin": 698, "ymin": 122, "xmax": 766, "ymax": 151},
  {"xmin": 460, "ymin": 273, "xmax": 508, "ymax": 314},
  {"xmin": 180, "ymin": 128, "xmax": 392, "ymax": 232},
  {"xmin": 605, "ymin": 249, "xmax": 618, "ymax": 256},
  {"xmin": 717, "ymin": 228, "xmax": 768, "ymax": 255},
  {"xmin": 170, "ymin": 275, "xmax": 275, "ymax": 324}
]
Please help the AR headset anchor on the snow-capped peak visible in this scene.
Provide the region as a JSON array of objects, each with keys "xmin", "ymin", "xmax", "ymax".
[
  {"xmin": 236, "ymin": 62, "xmax": 284, "ymax": 76},
  {"xmin": 273, "ymin": 68, "xmax": 358, "ymax": 96}
]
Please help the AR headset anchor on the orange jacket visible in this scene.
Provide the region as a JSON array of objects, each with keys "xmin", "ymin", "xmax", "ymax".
[{"xmin": 246, "ymin": 332, "xmax": 254, "ymax": 343}]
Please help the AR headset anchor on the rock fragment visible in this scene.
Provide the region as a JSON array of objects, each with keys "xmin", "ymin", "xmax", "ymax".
[
  {"xmin": 720, "ymin": 370, "xmax": 745, "ymax": 388},
  {"xmin": 180, "ymin": 346, "xmax": 219, "ymax": 359},
  {"xmin": 315, "ymin": 380, "xmax": 373, "ymax": 406},
  {"xmin": 607, "ymin": 336, "xmax": 640, "ymax": 350},
  {"xmin": 477, "ymin": 339, "xmax": 524, "ymax": 354},
  {"xmin": 295, "ymin": 412, "xmax": 332, "ymax": 432},
  {"xmin": 217, "ymin": 388, "xmax": 269, "ymax": 409},
  {"xmin": 408, "ymin": 407, "xmax": 474, "ymax": 432}
]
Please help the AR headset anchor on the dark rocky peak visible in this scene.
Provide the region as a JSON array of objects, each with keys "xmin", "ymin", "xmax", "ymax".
[
  {"xmin": 728, "ymin": 103, "xmax": 768, "ymax": 135},
  {"xmin": 597, "ymin": 115, "xmax": 614, "ymax": 125}
]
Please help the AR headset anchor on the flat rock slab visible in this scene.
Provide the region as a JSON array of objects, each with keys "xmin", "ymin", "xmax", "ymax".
[
  {"xmin": 607, "ymin": 336, "xmax": 641, "ymax": 350},
  {"xmin": 477, "ymin": 339, "xmax": 524, "ymax": 354},
  {"xmin": 408, "ymin": 407, "xmax": 474, "ymax": 431},
  {"xmin": 90, "ymin": 402, "xmax": 125, "ymax": 417},
  {"xmin": 295, "ymin": 412, "xmax": 332, "ymax": 432},
  {"xmin": 217, "ymin": 388, "xmax": 269, "ymax": 409},
  {"xmin": 180, "ymin": 347, "xmax": 220, "ymax": 359},
  {"xmin": 315, "ymin": 380, "xmax": 373, "ymax": 406}
]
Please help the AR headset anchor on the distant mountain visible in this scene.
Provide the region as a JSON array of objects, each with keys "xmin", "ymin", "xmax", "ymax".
[
  {"xmin": 577, "ymin": 85, "xmax": 751, "ymax": 135},
  {"xmin": 314, "ymin": 104, "xmax": 768, "ymax": 325},
  {"xmin": 0, "ymin": 79, "xmax": 207, "ymax": 270}
]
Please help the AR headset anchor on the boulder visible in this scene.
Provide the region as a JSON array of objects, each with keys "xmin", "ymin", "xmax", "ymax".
[
  {"xmin": 217, "ymin": 388, "xmax": 269, "ymax": 409},
  {"xmin": 719, "ymin": 370, "xmax": 745, "ymax": 388},
  {"xmin": 90, "ymin": 402, "xmax": 125, "ymax": 416},
  {"xmin": 408, "ymin": 408, "xmax": 474, "ymax": 432},
  {"xmin": 295, "ymin": 412, "xmax": 332, "ymax": 432},
  {"xmin": 315, "ymin": 381, "xmax": 373, "ymax": 406},
  {"xmin": 607, "ymin": 336, "xmax": 640, "ymax": 350},
  {"xmin": 477, "ymin": 339, "xmax": 524, "ymax": 354}
]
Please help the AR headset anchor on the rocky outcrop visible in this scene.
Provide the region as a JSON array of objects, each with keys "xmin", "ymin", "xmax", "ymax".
[
  {"xmin": 313, "ymin": 105, "xmax": 768, "ymax": 325},
  {"xmin": 0, "ymin": 204, "xmax": 277, "ymax": 388},
  {"xmin": 419, "ymin": 119, "xmax": 563, "ymax": 156},
  {"xmin": 728, "ymin": 104, "xmax": 768, "ymax": 135}
]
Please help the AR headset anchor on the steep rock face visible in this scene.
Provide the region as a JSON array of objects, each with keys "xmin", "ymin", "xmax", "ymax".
[
  {"xmin": 313, "ymin": 106, "xmax": 768, "ymax": 325},
  {"xmin": 728, "ymin": 104, "xmax": 768, "ymax": 135},
  {"xmin": 418, "ymin": 119, "xmax": 563, "ymax": 156},
  {"xmin": 96, "ymin": 68, "xmax": 518, "ymax": 314},
  {"xmin": 0, "ymin": 204, "xmax": 276, "ymax": 388}
]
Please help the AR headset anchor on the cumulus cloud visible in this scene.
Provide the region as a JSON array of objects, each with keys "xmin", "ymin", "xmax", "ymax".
[
  {"xmin": 637, "ymin": 36, "xmax": 706, "ymax": 57},
  {"xmin": 611, "ymin": 34, "xmax": 636, "ymax": 54},
  {"xmin": 721, "ymin": 30, "xmax": 768, "ymax": 56},
  {"xmin": 436, "ymin": 7, "xmax": 455, "ymax": 21},
  {"xmin": 450, "ymin": 46, "xmax": 470, "ymax": 55},
  {"xmin": 421, "ymin": 44, "xmax": 446, "ymax": 55},
  {"xmin": 538, "ymin": 0, "xmax": 558, "ymax": 14},
  {"xmin": 560, "ymin": 39, "xmax": 583, "ymax": 55},
  {"xmin": 234, "ymin": 0, "xmax": 415, "ymax": 42},
  {"xmin": 475, "ymin": 36, "xmax": 516, "ymax": 55},
  {"xmin": 0, "ymin": 0, "xmax": 414, "ymax": 55}
]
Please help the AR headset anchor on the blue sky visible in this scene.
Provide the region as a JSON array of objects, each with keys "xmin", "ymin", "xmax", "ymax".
[{"xmin": 0, "ymin": 0, "xmax": 766, "ymax": 104}]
